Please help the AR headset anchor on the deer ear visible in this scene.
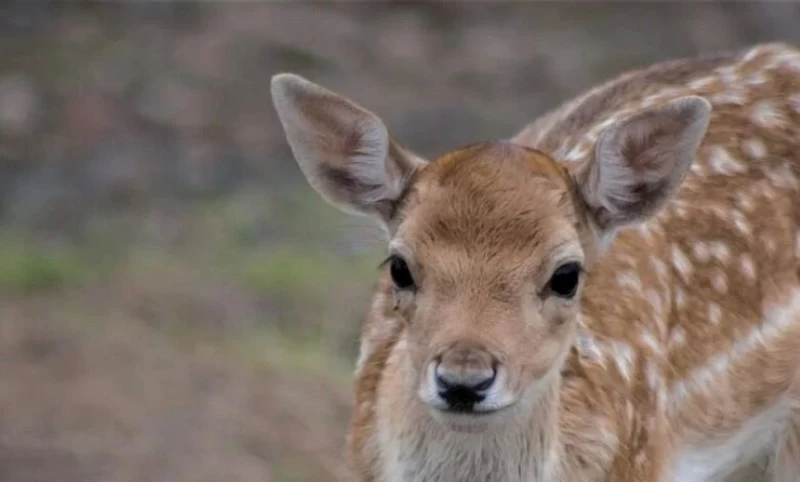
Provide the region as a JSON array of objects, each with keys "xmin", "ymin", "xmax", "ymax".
[
  {"xmin": 576, "ymin": 95, "xmax": 711, "ymax": 239},
  {"xmin": 271, "ymin": 73, "xmax": 426, "ymax": 223}
]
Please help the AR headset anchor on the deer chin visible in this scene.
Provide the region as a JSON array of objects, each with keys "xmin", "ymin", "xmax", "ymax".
[{"xmin": 428, "ymin": 403, "xmax": 518, "ymax": 433}]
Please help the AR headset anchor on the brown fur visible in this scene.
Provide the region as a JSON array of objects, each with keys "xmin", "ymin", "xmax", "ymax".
[{"xmin": 273, "ymin": 42, "xmax": 800, "ymax": 482}]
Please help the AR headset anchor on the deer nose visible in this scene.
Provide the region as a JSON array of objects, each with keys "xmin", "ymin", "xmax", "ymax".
[{"xmin": 434, "ymin": 347, "xmax": 498, "ymax": 410}]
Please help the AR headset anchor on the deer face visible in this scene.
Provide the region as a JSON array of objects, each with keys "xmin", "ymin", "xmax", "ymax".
[
  {"xmin": 271, "ymin": 73, "xmax": 710, "ymax": 432},
  {"xmin": 387, "ymin": 144, "xmax": 587, "ymax": 430}
]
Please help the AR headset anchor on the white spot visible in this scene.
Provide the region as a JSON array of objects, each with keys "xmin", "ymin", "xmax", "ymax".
[
  {"xmin": 650, "ymin": 258, "xmax": 669, "ymax": 282},
  {"xmin": 735, "ymin": 193, "xmax": 754, "ymax": 212},
  {"xmin": 645, "ymin": 360, "xmax": 661, "ymax": 392},
  {"xmin": 740, "ymin": 255, "xmax": 756, "ymax": 281},
  {"xmin": 796, "ymin": 231, "xmax": 800, "ymax": 259},
  {"xmin": 750, "ymin": 101, "xmax": 787, "ymax": 129},
  {"xmin": 708, "ymin": 146, "xmax": 747, "ymax": 175},
  {"xmin": 596, "ymin": 116, "xmax": 619, "ymax": 132},
  {"xmin": 775, "ymin": 50, "xmax": 800, "ymax": 72},
  {"xmin": 617, "ymin": 271, "xmax": 642, "ymax": 292},
  {"xmin": 646, "ymin": 289, "xmax": 663, "ymax": 318},
  {"xmin": 657, "ymin": 87, "xmax": 686, "ymax": 98},
  {"xmin": 637, "ymin": 224, "xmax": 653, "ymax": 242},
  {"xmin": 791, "ymin": 93, "xmax": 800, "ymax": 114},
  {"xmin": 710, "ymin": 204, "xmax": 730, "ymax": 221},
  {"xmin": 692, "ymin": 241, "xmax": 710, "ymax": 263},
  {"xmin": 671, "ymin": 245, "xmax": 693, "ymax": 281},
  {"xmin": 675, "ymin": 287, "xmax": 687, "ymax": 310},
  {"xmin": 709, "ymin": 241, "xmax": 731, "ymax": 263},
  {"xmin": 767, "ymin": 164, "xmax": 799, "ymax": 190},
  {"xmin": 564, "ymin": 143, "xmax": 590, "ymax": 162},
  {"xmin": 611, "ymin": 341, "xmax": 636, "ymax": 382},
  {"xmin": 616, "ymin": 254, "xmax": 638, "ymax": 267},
  {"xmin": 576, "ymin": 331, "xmax": 605, "ymax": 365},
  {"xmin": 745, "ymin": 73, "xmax": 768, "ymax": 87},
  {"xmin": 765, "ymin": 238, "xmax": 777, "ymax": 255},
  {"xmin": 741, "ymin": 138, "xmax": 766, "ymax": 160},
  {"xmin": 712, "ymin": 270, "xmax": 728, "ymax": 294},
  {"xmin": 731, "ymin": 209, "xmax": 752, "ymax": 237},
  {"xmin": 708, "ymin": 302, "xmax": 722, "ymax": 325},
  {"xmin": 742, "ymin": 45, "xmax": 766, "ymax": 63},
  {"xmin": 688, "ymin": 76, "xmax": 716, "ymax": 90},
  {"xmin": 658, "ymin": 387, "xmax": 668, "ymax": 408},
  {"xmin": 669, "ymin": 326, "xmax": 686, "ymax": 348},
  {"xmin": 553, "ymin": 141, "xmax": 572, "ymax": 160},
  {"xmin": 710, "ymin": 90, "xmax": 747, "ymax": 105},
  {"xmin": 715, "ymin": 65, "xmax": 739, "ymax": 84},
  {"xmin": 640, "ymin": 331, "xmax": 662, "ymax": 356},
  {"xmin": 690, "ymin": 161, "xmax": 707, "ymax": 176},
  {"xmin": 641, "ymin": 94, "xmax": 664, "ymax": 108}
]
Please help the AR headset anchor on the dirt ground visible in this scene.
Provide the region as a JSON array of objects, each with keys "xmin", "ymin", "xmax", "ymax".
[{"xmin": 0, "ymin": 281, "xmax": 355, "ymax": 482}]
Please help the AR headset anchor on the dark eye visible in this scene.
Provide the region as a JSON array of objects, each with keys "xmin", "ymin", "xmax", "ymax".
[
  {"xmin": 389, "ymin": 256, "xmax": 415, "ymax": 290},
  {"xmin": 548, "ymin": 262, "xmax": 581, "ymax": 298}
]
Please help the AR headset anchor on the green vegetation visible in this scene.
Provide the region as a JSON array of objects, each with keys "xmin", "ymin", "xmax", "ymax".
[
  {"xmin": 0, "ymin": 236, "xmax": 91, "ymax": 294},
  {"xmin": 1, "ymin": 189, "xmax": 371, "ymax": 481}
]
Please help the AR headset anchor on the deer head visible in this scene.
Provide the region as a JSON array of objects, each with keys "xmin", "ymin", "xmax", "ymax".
[{"xmin": 271, "ymin": 73, "xmax": 711, "ymax": 433}]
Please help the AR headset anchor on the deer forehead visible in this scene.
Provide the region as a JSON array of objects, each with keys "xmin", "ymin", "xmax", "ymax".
[{"xmin": 393, "ymin": 142, "xmax": 585, "ymax": 277}]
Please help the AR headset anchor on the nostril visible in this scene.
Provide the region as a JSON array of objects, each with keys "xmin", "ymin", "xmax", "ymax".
[
  {"xmin": 434, "ymin": 364, "xmax": 497, "ymax": 404},
  {"xmin": 435, "ymin": 372, "xmax": 452, "ymax": 391},
  {"xmin": 473, "ymin": 369, "xmax": 496, "ymax": 392}
]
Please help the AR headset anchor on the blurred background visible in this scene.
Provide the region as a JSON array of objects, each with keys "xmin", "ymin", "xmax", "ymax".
[{"xmin": 1, "ymin": 2, "xmax": 799, "ymax": 481}]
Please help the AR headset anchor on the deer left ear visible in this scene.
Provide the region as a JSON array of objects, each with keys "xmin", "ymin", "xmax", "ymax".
[
  {"xmin": 575, "ymin": 95, "xmax": 711, "ymax": 238},
  {"xmin": 271, "ymin": 73, "xmax": 426, "ymax": 225}
]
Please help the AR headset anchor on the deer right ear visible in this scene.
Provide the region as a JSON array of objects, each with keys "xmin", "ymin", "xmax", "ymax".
[
  {"xmin": 271, "ymin": 73, "xmax": 426, "ymax": 223},
  {"xmin": 575, "ymin": 95, "xmax": 711, "ymax": 243}
]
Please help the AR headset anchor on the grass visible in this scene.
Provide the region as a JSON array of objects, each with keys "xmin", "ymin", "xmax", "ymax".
[
  {"xmin": 224, "ymin": 326, "xmax": 355, "ymax": 386},
  {"xmin": 0, "ymin": 236, "xmax": 92, "ymax": 294},
  {"xmin": 0, "ymin": 189, "xmax": 379, "ymax": 481},
  {"xmin": 240, "ymin": 245, "xmax": 377, "ymax": 297}
]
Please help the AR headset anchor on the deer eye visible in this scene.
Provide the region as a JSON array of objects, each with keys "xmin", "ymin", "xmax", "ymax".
[
  {"xmin": 389, "ymin": 255, "xmax": 415, "ymax": 290},
  {"xmin": 548, "ymin": 262, "xmax": 581, "ymax": 298}
]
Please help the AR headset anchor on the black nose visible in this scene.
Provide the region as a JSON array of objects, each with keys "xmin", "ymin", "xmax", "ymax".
[{"xmin": 435, "ymin": 364, "xmax": 497, "ymax": 410}]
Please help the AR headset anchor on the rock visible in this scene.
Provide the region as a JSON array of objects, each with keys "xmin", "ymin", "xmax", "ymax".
[{"xmin": 0, "ymin": 74, "xmax": 40, "ymax": 138}]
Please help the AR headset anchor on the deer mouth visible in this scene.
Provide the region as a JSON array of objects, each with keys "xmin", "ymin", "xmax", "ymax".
[
  {"xmin": 430, "ymin": 403, "xmax": 516, "ymax": 433},
  {"xmin": 436, "ymin": 401, "xmax": 513, "ymax": 416}
]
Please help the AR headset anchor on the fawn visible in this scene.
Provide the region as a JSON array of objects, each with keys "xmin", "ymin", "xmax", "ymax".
[{"xmin": 271, "ymin": 42, "xmax": 800, "ymax": 481}]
